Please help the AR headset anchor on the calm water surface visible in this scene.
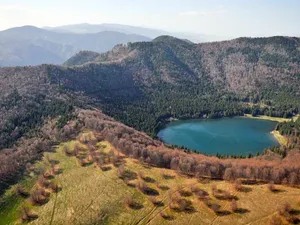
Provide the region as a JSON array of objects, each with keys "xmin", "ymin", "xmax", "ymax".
[{"xmin": 157, "ymin": 117, "xmax": 280, "ymax": 156}]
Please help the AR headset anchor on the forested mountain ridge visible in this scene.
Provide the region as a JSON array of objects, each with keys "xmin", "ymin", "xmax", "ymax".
[
  {"xmin": 1, "ymin": 35, "xmax": 300, "ymax": 150},
  {"xmin": 70, "ymin": 35, "xmax": 300, "ymax": 94},
  {"xmin": 61, "ymin": 36, "xmax": 300, "ymax": 132}
]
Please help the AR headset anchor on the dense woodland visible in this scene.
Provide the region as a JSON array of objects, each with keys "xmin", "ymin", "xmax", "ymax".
[
  {"xmin": 45, "ymin": 36, "xmax": 300, "ymax": 135},
  {"xmin": 1, "ymin": 36, "xmax": 300, "ymax": 193},
  {"xmin": 277, "ymin": 117, "xmax": 300, "ymax": 136}
]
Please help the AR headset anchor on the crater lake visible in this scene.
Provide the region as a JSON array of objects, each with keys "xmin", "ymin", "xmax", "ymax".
[{"xmin": 157, "ymin": 117, "xmax": 280, "ymax": 156}]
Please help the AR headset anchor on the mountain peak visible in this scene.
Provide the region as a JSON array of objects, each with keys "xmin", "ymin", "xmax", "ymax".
[
  {"xmin": 2, "ymin": 25, "xmax": 40, "ymax": 32},
  {"xmin": 153, "ymin": 35, "xmax": 193, "ymax": 44}
]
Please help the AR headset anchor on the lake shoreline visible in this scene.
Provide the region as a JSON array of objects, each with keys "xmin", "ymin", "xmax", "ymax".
[
  {"xmin": 157, "ymin": 114, "xmax": 292, "ymax": 149},
  {"xmin": 243, "ymin": 114, "xmax": 290, "ymax": 146},
  {"xmin": 270, "ymin": 130, "xmax": 288, "ymax": 146},
  {"xmin": 158, "ymin": 117, "xmax": 280, "ymax": 156}
]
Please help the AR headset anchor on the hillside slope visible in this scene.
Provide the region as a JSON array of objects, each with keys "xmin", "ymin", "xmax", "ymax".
[
  {"xmin": 60, "ymin": 36, "xmax": 300, "ymax": 132},
  {"xmin": 1, "ymin": 110, "xmax": 300, "ymax": 224},
  {"xmin": 1, "ymin": 36, "xmax": 300, "ymax": 150}
]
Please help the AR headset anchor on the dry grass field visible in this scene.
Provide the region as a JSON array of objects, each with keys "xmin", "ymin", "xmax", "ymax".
[
  {"xmin": 244, "ymin": 114, "xmax": 294, "ymax": 123},
  {"xmin": 1, "ymin": 131, "xmax": 300, "ymax": 225}
]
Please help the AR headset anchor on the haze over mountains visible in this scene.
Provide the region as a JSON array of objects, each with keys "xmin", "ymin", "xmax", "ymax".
[
  {"xmin": 0, "ymin": 25, "xmax": 151, "ymax": 66},
  {"xmin": 0, "ymin": 23, "xmax": 228, "ymax": 67},
  {"xmin": 45, "ymin": 23, "xmax": 222, "ymax": 42}
]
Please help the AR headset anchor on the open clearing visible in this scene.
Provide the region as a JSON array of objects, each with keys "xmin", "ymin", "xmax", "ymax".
[
  {"xmin": 244, "ymin": 114, "xmax": 295, "ymax": 123},
  {"xmin": 1, "ymin": 131, "xmax": 300, "ymax": 225}
]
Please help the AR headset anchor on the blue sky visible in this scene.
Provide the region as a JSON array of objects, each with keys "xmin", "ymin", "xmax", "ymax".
[{"xmin": 0, "ymin": 0, "xmax": 299, "ymax": 38}]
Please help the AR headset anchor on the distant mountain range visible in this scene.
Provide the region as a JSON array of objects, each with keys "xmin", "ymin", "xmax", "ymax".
[
  {"xmin": 0, "ymin": 23, "xmax": 229, "ymax": 67},
  {"xmin": 45, "ymin": 23, "xmax": 225, "ymax": 43},
  {"xmin": 0, "ymin": 25, "xmax": 151, "ymax": 66}
]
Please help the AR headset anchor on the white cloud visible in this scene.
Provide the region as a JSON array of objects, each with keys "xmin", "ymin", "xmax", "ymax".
[{"xmin": 179, "ymin": 9, "xmax": 227, "ymax": 17}]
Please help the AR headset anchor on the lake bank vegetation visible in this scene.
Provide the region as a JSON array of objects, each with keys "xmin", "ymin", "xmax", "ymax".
[
  {"xmin": 1, "ymin": 113, "xmax": 300, "ymax": 224},
  {"xmin": 1, "ymin": 108, "xmax": 300, "ymax": 199}
]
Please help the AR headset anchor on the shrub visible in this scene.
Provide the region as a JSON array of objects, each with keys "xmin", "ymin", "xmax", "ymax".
[
  {"xmin": 137, "ymin": 181, "xmax": 159, "ymax": 196},
  {"xmin": 268, "ymin": 215, "xmax": 283, "ymax": 225},
  {"xmin": 124, "ymin": 178, "xmax": 136, "ymax": 188},
  {"xmin": 168, "ymin": 193, "xmax": 194, "ymax": 212},
  {"xmin": 117, "ymin": 164, "xmax": 126, "ymax": 178},
  {"xmin": 211, "ymin": 184, "xmax": 217, "ymax": 194},
  {"xmin": 38, "ymin": 176, "xmax": 50, "ymax": 188},
  {"xmin": 210, "ymin": 203, "xmax": 221, "ymax": 214},
  {"xmin": 30, "ymin": 188, "xmax": 49, "ymax": 205},
  {"xmin": 156, "ymin": 182, "xmax": 169, "ymax": 191},
  {"xmin": 196, "ymin": 190, "xmax": 209, "ymax": 201},
  {"xmin": 20, "ymin": 206, "xmax": 38, "ymax": 222},
  {"xmin": 148, "ymin": 196, "xmax": 163, "ymax": 206},
  {"xmin": 49, "ymin": 181, "xmax": 60, "ymax": 193},
  {"xmin": 43, "ymin": 171, "xmax": 54, "ymax": 179},
  {"xmin": 176, "ymin": 198, "xmax": 194, "ymax": 212},
  {"xmin": 160, "ymin": 211, "xmax": 173, "ymax": 220},
  {"xmin": 63, "ymin": 145, "xmax": 73, "ymax": 156},
  {"xmin": 268, "ymin": 182, "xmax": 276, "ymax": 192},
  {"xmin": 118, "ymin": 167, "xmax": 137, "ymax": 181},
  {"xmin": 161, "ymin": 170, "xmax": 175, "ymax": 179},
  {"xmin": 177, "ymin": 186, "xmax": 192, "ymax": 197},
  {"xmin": 286, "ymin": 214, "xmax": 299, "ymax": 224},
  {"xmin": 51, "ymin": 165, "xmax": 61, "ymax": 175},
  {"xmin": 190, "ymin": 184, "xmax": 201, "ymax": 193},
  {"xmin": 230, "ymin": 199, "xmax": 238, "ymax": 212},
  {"xmin": 16, "ymin": 184, "xmax": 29, "ymax": 198},
  {"xmin": 124, "ymin": 195, "xmax": 134, "ymax": 207},
  {"xmin": 123, "ymin": 195, "xmax": 142, "ymax": 209},
  {"xmin": 233, "ymin": 179, "xmax": 243, "ymax": 191},
  {"xmin": 138, "ymin": 171, "xmax": 145, "ymax": 179},
  {"xmin": 277, "ymin": 203, "xmax": 292, "ymax": 216}
]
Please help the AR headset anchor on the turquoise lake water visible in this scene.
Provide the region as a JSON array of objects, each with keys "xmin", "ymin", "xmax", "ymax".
[{"xmin": 157, "ymin": 117, "xmax": 280, "ymax": 156}]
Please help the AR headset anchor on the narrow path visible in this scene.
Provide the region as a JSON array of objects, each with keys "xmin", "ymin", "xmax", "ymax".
[
  {"xmin": 245, "ymin": 212, "xmax": 275, "ymax": 225},
  {"xmin": 141, "ymin": 183, "xmax": 198, "ymax": 225},
  {"xmin": 70, "ymin": 182, "xmax": 110, "ymax": 224},
  {"xmin": 49, "ymin": 191, "xmax": 58, "ymax": 225},
  {"xmin": 211, "ymin": 189, "xmax": 238, "ymax": 225}
]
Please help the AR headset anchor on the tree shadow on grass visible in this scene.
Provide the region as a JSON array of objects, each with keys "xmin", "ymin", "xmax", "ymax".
[
  {"xmin": 158, "ymin": 185, "xmax": 169, "ymax": 191},
  {"xmin": 161, "ymin": 213, "xmax": 175, "ymax": 220},
  {"xmin": 291, "ymin": 209, "xmax": 300, "ymax": 216},
  {"xmin": 23, "ymin": 214, "xmax": 39, "ymax": 223},
  {"xmin": 129, "ymin": 202, "xmax": 144, "ymax": 210},
  {"xmin": 163, "ymin": 174, "xmax": 175, "ymax": 180},
  {"xmin": 235, "ymin": 208, "xmax": 250, "ymax": 214},
  {"xmin": 271, "ymin": 188, "xmax": 286, "ymax": 193},
  {"xmin": 101, "ymin": 166, "xmax": 112, "ymax": 172},
  {"xmin": 153, "ymin": 201, "xmax": 164, "ymax": 207},
  {"xmin": 217, "ymin": 210, "xmax": 231, "ymax": 216},
  {"xmin": 239, "ymin": 186, "xmax": 252, "ymax": 193},
  {"xmin": 142, "ymin": 187, "xmax": 160, "ymax": 196},
  {"xmin": 143, "ymin": 176, "xmax": 156, "ymax": 183}
]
